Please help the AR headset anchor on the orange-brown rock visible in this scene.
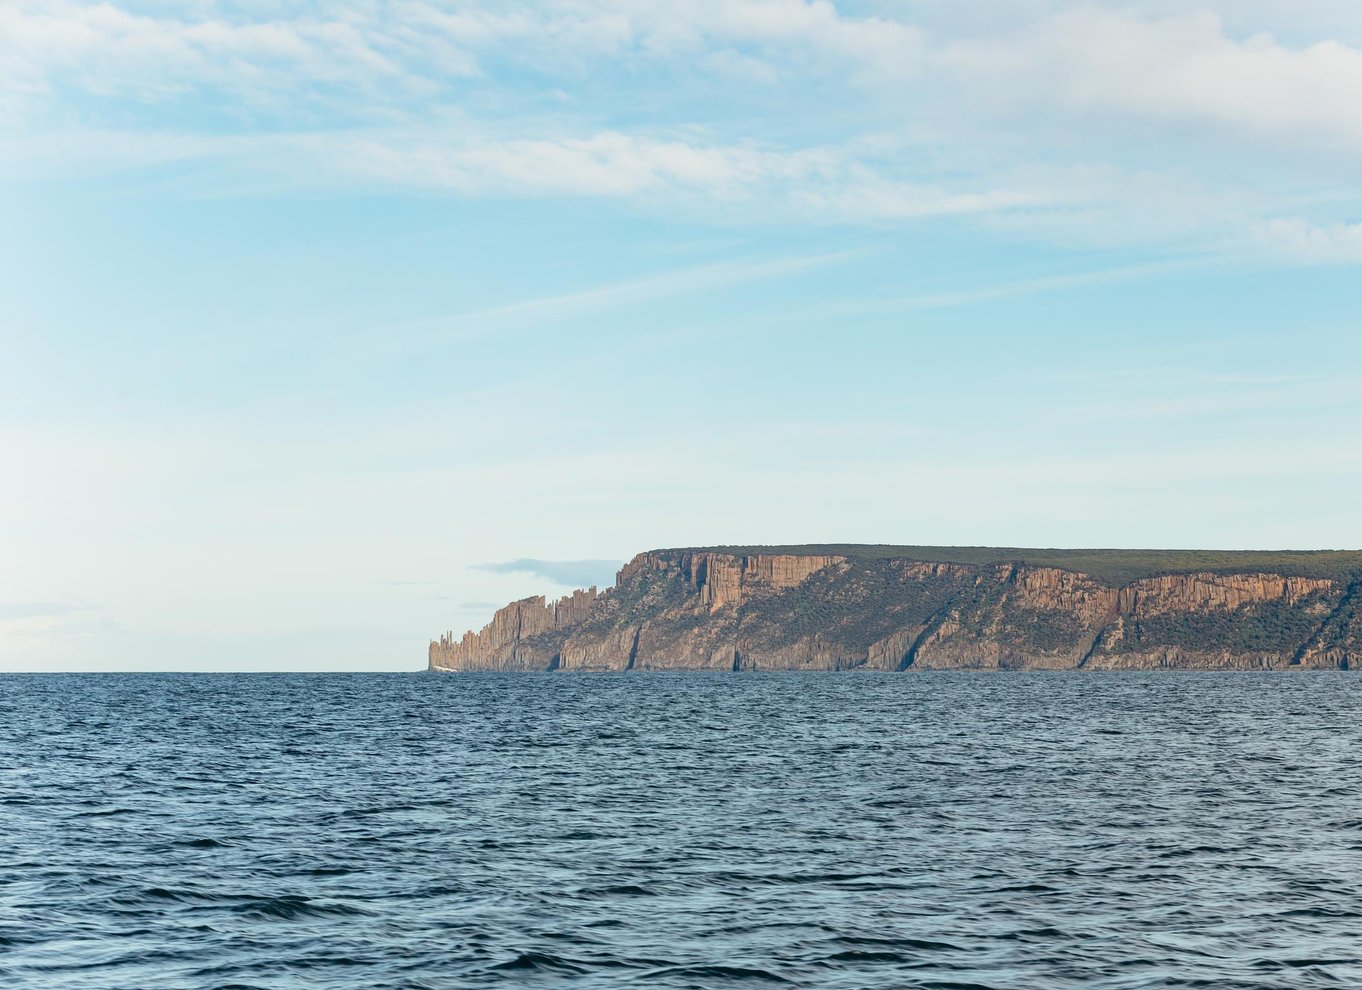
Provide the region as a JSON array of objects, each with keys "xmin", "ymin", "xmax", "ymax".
[
  {"xmin": 619, "ymin": 551, "xmax": 844, "ymax": 611},
  {"xmin": 429, "ymin": 587, "xmax": 598, "ymax": 671},
  {"xmin": 1118, "ymin": 574, "xmax": 1333, "ymax": 614}
]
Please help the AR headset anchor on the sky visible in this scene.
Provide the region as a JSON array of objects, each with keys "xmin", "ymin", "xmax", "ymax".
[{"xmin": 3, "ymin": 0, "xmax": 1362, "ymax": 671}]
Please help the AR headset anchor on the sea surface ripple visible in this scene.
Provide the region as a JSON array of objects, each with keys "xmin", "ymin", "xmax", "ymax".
[{"xmin": 2, "ymin": 672, "xmax": 1361, "ymax": 989}]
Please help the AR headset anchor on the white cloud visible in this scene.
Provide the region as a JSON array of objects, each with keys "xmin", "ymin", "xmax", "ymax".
[
  {"xmin": 0, "ymin": 2, "xmax": 423, "ymax": 112},
  {"xmin": 939, "ymin": 9, "xmax": 1362, "ymax": 153},
  {"xmin": 7, "ymin": 2, "xmax": 1362, "ymax": 153},
  {"xmin": 4, "ymin": 2, "xmax": 1362, "ymax": 263},
  {"xmin": 475, "ymin": 559, "xmax": 623, "ymax": 588},
  {"xmin": 0, "ymin": 0, "xmax": 922, "ymax": 112},
  {"xmin": 306, "ymin": 130, "xmax": 1049, "ymax": 222},
  {"xmin": 1251, "ymin": 217, "xmax": 1362, "ymax": 263},
  {"xmin": 0, "ymin": 124, "xmax": 1049, "ymax": 230},
  {"xmin": 0, "ymin": 601, "xmax": 87, "ymax": 621}
]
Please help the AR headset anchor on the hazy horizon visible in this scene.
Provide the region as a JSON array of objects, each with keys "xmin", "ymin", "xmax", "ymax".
[{"xmin": 5, "ymin": 1, "xmax": 1362, "ymax": 671}]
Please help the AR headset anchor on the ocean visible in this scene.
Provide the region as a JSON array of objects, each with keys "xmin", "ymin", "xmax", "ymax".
[{"xmin": 2, "ymin": 671, "xmax": 1359, "ymax": 989}]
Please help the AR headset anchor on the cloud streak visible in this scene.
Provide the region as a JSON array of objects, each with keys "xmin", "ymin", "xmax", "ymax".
[
  {"xmin": 475, "ymin": 559, "xmax": 623, "ymax": 589},
  {"xmin": 0, "ymin": 601, "xmax": 87, "ymax": 622},
  {"xmin": 372, "ymin": 248, "xmax": 859, "ymax": 352}
]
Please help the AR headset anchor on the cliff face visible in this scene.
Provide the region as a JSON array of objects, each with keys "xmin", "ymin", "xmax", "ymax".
[
  {"xmin": 622, "ymin": 551, "xmax": 845, "ymax": 611},
  {"xmin": 431, "ymin": 587, "xmax": 598, "ymax": 671},
  {"xmin": 430, "ymin": 549, "xmax": 1362, "ymax": 673}
]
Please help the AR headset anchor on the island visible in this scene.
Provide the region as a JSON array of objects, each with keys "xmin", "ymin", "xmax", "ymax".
[{"xmin": 430, "ymin": 546, "xmax": 1362, "ymax": 672}]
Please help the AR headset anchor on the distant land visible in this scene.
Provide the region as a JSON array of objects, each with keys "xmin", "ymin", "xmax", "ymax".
[{"xmin": 430, "ymin": 547, "xmax": 1362, "ymax": 672}]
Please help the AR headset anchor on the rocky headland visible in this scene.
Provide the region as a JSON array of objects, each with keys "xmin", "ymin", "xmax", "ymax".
[{"xmin": 430, "ymin": 546, "xmax": 1362, "ymax": 672}]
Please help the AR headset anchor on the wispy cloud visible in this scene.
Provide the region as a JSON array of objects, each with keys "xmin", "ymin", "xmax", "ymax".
[
  {"xmin": 1251, "ymin": 218, "xmax": 1362, "ymax": 264},
  {"xmin": 0, "ymin": 602, "xmax": 103, "ymax": 652},
  {"xmin": 939, "ymin": 8, "xmax": 1362, "ymax": 153},
  {"xmin": 371, "ymin": 248, "xmax": 860, "ymax": 351},
  {"xmin": 475, "ymin": 559, "xmax": 622, "ymax": 588},
  {"xmin": 0, "ymin": 601, "xmax": 87, "ymax": 622},
  {"xmin": 0, "ymin": 1, "xmax": 924, "ymax": 116},
  {"xmin": 5, "ymin": 2, "xmax": 1362, "ymax": 263},
  {"xmin": 801, "ymin": 258, "xmax": 1217, "ymax": 319},
  {"xmin": 0, "ymin": 125, "xmax": 1050, "ymax": 230}
]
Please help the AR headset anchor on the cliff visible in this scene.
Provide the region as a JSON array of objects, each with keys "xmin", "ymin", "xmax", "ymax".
[{"xmin": 429, "ymin": 547, "xmax": 1362, "ymax": 672}]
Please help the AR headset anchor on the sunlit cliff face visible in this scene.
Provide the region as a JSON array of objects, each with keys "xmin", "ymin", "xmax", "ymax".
[{"xmin": 432, "ymin": 550, "xmax": 1362, "ymax": 673}]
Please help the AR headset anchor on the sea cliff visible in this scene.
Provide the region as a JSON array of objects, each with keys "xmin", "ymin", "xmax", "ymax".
[{"xmin": 430, "ymin": 547, "xmax": 1362, "ymax": 672}]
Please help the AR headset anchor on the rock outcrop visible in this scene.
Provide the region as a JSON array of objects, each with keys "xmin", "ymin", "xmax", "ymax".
[
  {"xmin": 431, "ymin": 587, "xmax": 598, "ymax": 671},
  {"xmin": 621, "ymin": 550, "xmax": 845, "ymax": 611},
  {"xmin": 429, "ymin": 548, "xmax": 1362, "ymax": 673}
]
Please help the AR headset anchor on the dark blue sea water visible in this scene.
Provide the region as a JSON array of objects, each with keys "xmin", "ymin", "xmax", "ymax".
[{"xmin": 2, "ymin": 672, "xmax": 1361, "ymax": 989}]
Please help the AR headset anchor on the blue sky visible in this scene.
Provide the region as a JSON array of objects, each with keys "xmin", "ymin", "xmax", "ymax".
[{"xmin": 3, "ymin": 1, "xmax": 1362, "ymax": 670}]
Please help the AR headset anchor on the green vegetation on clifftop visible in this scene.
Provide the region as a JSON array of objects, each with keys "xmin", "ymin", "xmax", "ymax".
[{"xmin": 682, "ymin": 546, "xmax": 1362, "ymax": 586}]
